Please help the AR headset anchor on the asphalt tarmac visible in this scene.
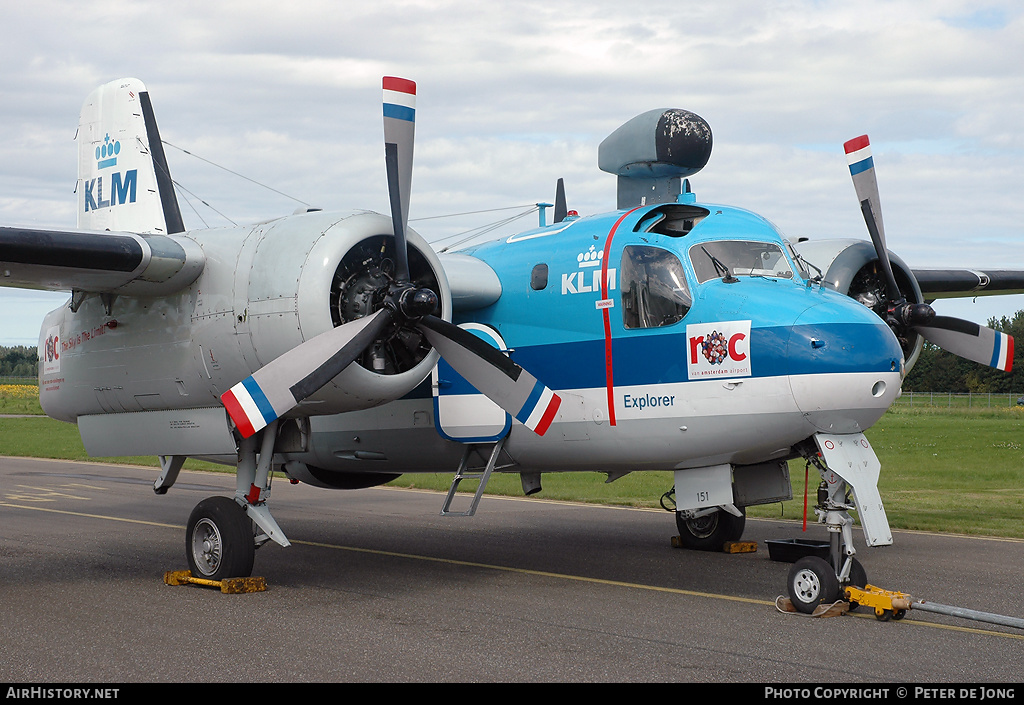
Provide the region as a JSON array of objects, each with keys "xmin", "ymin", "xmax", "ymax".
[{"xmin": 3, "ymin": 455, "xmax": 1024, "ymax": 684}]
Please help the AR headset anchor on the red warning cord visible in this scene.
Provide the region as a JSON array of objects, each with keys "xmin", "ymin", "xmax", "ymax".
[{"xmin": 803, "ymin": 461, "xmax": 809, "ymax": 532}]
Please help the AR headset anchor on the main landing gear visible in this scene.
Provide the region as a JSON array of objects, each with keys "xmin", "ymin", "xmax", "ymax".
[
  {"xmin": 674, "ymin": 506, "xmax": 746, "ymax": 551},
  {"xmin": 156, "ymin": 420, "xmax": 288, "ymax": 580},
  {"xmin": 186, "ymin": 496, "xmax": 255, "ymax": 580}
]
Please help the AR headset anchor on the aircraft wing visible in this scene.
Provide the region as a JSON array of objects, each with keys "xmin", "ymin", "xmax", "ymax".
[
  {"xmin": 0, "ymin": 226, "xmax": 204, "ymax": 296},
  {"xmin": 913, "ymin": 268, "xmax": 1024, "ymax": 299}
]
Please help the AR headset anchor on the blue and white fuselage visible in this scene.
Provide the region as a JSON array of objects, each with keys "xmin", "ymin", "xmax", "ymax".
[{"xmin": 297, "ymin": 199, "xmax": 904, "ymax": 478}]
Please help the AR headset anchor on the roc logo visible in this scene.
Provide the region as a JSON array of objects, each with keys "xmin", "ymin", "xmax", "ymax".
[
  {"xmin": 42, "ymin": 325, "xmax": 60, "ymax": 375},
  {"xmin": 686, "ymin": 320, "xmax": 751, "ymax": 379},
  {"xmin": 562, "ymin": 246, "xmax": 616, "ymax": 296},
  {"xmin": 700, "ymin": 330, "xmax": 731, "ymax": 365}
]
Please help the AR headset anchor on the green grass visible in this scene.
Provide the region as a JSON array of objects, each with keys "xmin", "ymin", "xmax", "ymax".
[
  {"xmin": 4, "ymin": 386, "xmax": 1024, "ymax": 539},
  {"xmin": 0, "ymin": 385, "xmax": 45, "ymax": 415},
  {"xmin": 0, "ymin": 416, "xmax": 228, "ymax": 472}
]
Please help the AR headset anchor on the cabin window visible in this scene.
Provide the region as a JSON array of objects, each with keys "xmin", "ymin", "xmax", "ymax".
[
  {"xmin": 531, "ymin": 263, "xmax": 548, "ymax": 290},
  {"xmin": 620, "ymin": 246, "xmax": 692, "ymax": 329},
  {"xmin": 688, "ymin": 240, "xmax": 794, "ymax": 284}
]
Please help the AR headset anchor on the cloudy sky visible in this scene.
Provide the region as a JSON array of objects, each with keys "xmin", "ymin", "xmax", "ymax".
[{"xmin": 2, "ymin": 0, "xmax": 1023, "ymax": 347}]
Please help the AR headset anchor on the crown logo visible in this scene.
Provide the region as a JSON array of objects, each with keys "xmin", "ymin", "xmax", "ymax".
[
  {"xmin": 577, "ymin": 245, "xmax": 603, "ymax": 268},
  {"xmin": 95, "ymin": 133, "xmax": 120, "ymax": 170}
]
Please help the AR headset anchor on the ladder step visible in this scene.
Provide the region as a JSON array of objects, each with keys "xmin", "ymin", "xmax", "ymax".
[{"xmin": 441, "ymin": 438, "xmax": 507, "ymax": 517}]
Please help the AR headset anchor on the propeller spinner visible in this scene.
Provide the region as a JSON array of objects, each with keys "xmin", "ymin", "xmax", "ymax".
[
  {"xmin": 845, "ymin": 135, "xmax": 1013, "ymax": 371},
  {"xmin": 222, "ymin": 78, "xmax": 562, "ymax": 439}
]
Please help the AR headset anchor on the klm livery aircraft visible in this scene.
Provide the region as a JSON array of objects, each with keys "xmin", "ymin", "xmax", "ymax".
[{"xmin": 2, "ymin": 78, "xmax": 1020, "ymax": 611}]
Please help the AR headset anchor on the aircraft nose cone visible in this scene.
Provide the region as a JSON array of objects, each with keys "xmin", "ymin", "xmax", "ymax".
[{"xmin": 787, "ymin": 298, "xmax": 904, "ymax": 434}]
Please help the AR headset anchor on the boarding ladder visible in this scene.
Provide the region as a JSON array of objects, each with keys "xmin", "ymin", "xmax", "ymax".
[{"xmin": 440, "ymin": 437, "xmax": 512, "ymax": 517}]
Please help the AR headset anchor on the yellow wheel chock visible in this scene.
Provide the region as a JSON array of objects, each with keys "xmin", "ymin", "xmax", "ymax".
[{"xmin": 164, "ymin": 570, "xmax": 267, "ymax": 594}]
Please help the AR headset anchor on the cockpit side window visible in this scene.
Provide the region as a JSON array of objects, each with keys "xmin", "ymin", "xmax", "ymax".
[{"xmin": 621, "ymin": 245, "xmax": 692, "ymax": 329}]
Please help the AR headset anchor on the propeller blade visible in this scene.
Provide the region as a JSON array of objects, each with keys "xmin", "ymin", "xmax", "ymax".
[
  {"xmin": 221, "ymin": 309, "xmax": 394, "ymax": 438},
  {"xmin": 383, "ymin": 76, "xmax": 416, "ymax": 282},
  {"xmin": 415, "ymin": 315, "xmax": 562, "ymax": 436},
  {"xmin": 554, "ymin": 178, "xmax": 567, "ymax": 223},
  {"xmin": 915, "ymin": 316, "xmax": 1014, "ymax": 372},
  {"xmin": 845, "ymin": 135, "xmax": 901, "ymax": 302}
]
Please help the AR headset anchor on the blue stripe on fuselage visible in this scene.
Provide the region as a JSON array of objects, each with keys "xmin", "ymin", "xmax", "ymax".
[{"xmin": 504, "ymin": 322, "xmax": 901, "ymax": 390}]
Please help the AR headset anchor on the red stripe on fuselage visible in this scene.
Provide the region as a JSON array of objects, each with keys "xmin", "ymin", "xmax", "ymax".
[{"xmin": 600, "ymin": 207, "xmax": 642, "ymax": 427}]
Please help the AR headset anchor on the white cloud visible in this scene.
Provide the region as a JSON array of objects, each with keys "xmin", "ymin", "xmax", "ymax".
[{"xmin": 2, "ymin": 0, "xmax": 1024, "ymax": 345}]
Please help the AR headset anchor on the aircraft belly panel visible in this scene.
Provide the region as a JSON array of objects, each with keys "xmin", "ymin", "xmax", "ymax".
[{"xmin": 78, "ymin": 407, "xmax": 237, "ymax": 457}]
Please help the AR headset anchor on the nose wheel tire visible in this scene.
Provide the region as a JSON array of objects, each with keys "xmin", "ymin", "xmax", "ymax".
[
  {"xmin": 787, "ymin": 556, "xmax": 841, "ymax": 614},
  {"xmin": 186, "ymin": 496, "xmax": 256, "ymax": 580},
  {"xmin": 675, "ymin": 507, "xmax": 746, "ymax": 551}
]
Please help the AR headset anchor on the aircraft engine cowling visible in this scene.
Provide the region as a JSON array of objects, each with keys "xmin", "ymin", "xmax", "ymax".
[
  {"xmin": 193, "ymin": 210, "xmax": 451, "ymax": 416},
  {"xmin": 790, "ymin": 238, "xmax": 925, "ymax": 371}
]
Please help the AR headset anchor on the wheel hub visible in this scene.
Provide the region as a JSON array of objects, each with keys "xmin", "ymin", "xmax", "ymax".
[
  {"xmin": 685, "ymin": 513, "xmax": 719, "ymax": 539},
  {"xmin": 792, "ymin": 567, "xmax": 822, "ymax": 602},
  {"xmin": 192, "ymin": 518, "xmax": 223, "ymax": 575}
]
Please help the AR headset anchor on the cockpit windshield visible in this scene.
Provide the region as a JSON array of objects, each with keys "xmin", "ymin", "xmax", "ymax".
[{"xmin": 688, "ymin": 240, "xmax": 794, "ymax": 284}]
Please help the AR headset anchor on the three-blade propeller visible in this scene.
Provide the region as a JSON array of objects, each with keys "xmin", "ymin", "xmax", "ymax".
[
  {"xmin": 845, "ymin": 135, "xmax": 1013, "ymax": 371},
  {"xmin": 222, "ymin": 78, "xmax": 562, "ymax": 439}
]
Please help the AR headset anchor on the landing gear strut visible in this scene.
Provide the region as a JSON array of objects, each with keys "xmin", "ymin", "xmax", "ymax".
[
  {"xmin": 786, "ymin": 446, "xmax": 872, "ymax": 614},
  {"xmin": 184, "ymin": 420, "xmax": 289, "ymax": 579}
]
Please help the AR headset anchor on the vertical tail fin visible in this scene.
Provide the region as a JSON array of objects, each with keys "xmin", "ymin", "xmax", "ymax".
[{"xmin": 77, "ymin": 78, "xmax": 184, "ymax": 234}]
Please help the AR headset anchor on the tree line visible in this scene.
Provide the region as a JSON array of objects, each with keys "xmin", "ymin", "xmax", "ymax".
[
  {"xmin": 903, "ymin": 310, "xmax": 1024, "ymax": 394},
  {"xmin": 0, "ymin": 345, "xmax": 38, "ymax": 377}
]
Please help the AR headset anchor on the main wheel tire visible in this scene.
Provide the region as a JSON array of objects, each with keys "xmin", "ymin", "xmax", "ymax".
[
  {"xmin": 675, "ymin": 507, "xmax": 746, "ymax": 551},
  {"xmin": 842, "ymin": 557, "xmax": 868, "ymax": 611},
  {"xmin": 788, "ymin": 556, "xmax": 841, "ymax": 614},
  {"xmin": 186, "ymin": 496, "xmax": 256, "ymax": 580}
]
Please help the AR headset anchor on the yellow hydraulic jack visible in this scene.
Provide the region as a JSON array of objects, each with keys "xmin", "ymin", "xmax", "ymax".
[
  {"xmin": 845, "ymin": 584, "xmax": 1024, "ymax": 630},
  {"xmin": 164, "ymin": 570, "xmax": 267, "ymax": 594}
]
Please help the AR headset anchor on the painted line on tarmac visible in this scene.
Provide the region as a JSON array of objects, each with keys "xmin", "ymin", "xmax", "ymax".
[
  {"xmin": 1, "ymin": 501, "xmax": 181, "ymax": 530},
  {"xmin": 6, "ymin": 499, "xmax": 1024, "ymax": 641},
  {"xmin": 293, "ymin": 538, "xmax": 1024, "ymax": 641}
]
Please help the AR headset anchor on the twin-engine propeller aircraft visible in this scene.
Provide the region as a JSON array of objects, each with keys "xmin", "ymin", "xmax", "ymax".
[{"xmin": 2, "ymin": 78, "xmax": 1021, "ymax": 611}]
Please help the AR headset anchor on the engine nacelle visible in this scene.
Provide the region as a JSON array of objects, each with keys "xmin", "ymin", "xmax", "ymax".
[
  {"xmin": 42, "ymin": 209, "xmax": 453, "ymax": 429},
  {"xmin": 191, "ymin": 209, "xmax": 452, "ymax": 416},
  {"xmin": 791, "ymin": 237, "xmax": 924, "ymax": 371}
]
